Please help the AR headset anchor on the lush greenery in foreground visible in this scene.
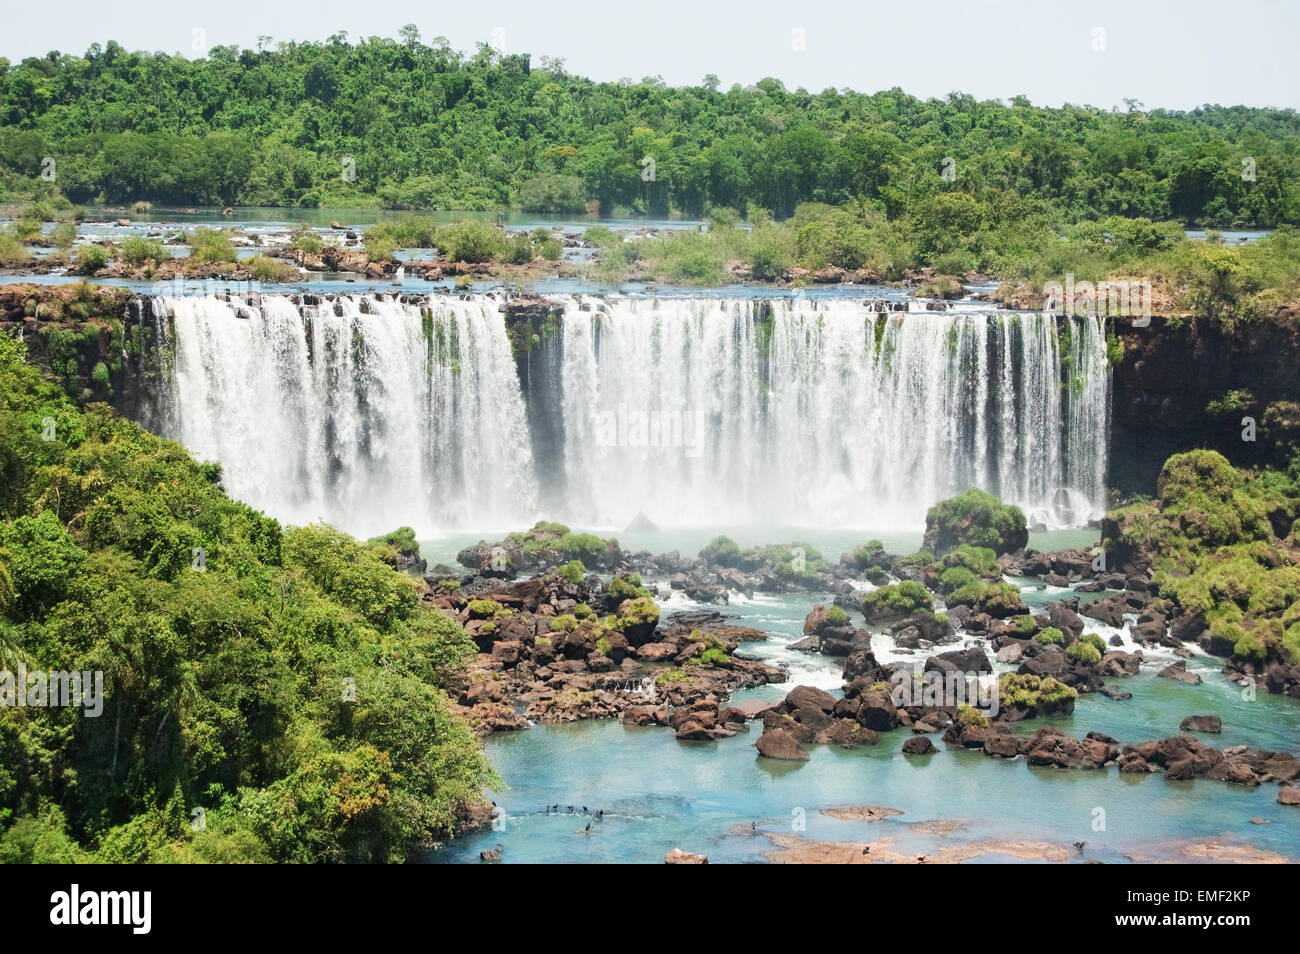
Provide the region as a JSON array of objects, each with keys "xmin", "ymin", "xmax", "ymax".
[
  {"xmin": 0, "ymin": 30, "xmax": 1297, "ymax": 226},
  {"xmin": 1106, "ymin": 449, "xmax": 1300, "ymax": 668},
  {"xmin": 0, "ymin": 333, "xmax": 495, "ymax": 862}
]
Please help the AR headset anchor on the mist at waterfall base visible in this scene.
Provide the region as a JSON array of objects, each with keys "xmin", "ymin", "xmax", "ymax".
[{"xmin": 142, "ymin": 294, "xmax": 1110, "ymax": 541}]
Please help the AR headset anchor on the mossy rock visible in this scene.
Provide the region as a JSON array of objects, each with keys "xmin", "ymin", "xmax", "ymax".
[{"xmin": 923, "ymin": 488, "xmax": 1028, "ymax": 557}]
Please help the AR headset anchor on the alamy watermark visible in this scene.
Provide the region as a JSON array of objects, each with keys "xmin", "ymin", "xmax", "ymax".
[
  {"xmin": 0, "ymin": 665, "xmax": 104, "ymax": 717},
  {"xmin": 890, "ymin": 665, "xmax": 999, "ymax": 718},
  {"xmin": 149, "ymin": 276, "xmax": 265, "ymax": 299},
  {"xmin": 593, "ymin": 404, "xmax": 706, "ymax": 458},
  {"xmin": 1042, "ymin": 273, "xmax": 1152, "ymax": 327}
]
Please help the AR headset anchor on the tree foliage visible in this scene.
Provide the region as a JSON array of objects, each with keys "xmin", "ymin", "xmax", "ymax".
[
  {"xmin": 0, "ymin": 35, "xmax": 1296, "ymax": 226},
  {"xmin": 0, "ymin": 333, "xmax": 495, "ymax": 862}
]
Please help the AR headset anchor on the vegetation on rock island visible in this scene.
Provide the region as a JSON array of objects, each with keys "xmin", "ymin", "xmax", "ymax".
[{"xmin": 1104, "ymin": 449, "xmax": 1300, "ymax": 674}]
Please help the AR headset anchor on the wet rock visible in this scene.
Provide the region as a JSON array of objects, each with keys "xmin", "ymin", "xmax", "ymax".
[
  {"xmin": 1180, "ymin": 714, "xmax": 1222, "ymax": 733},
  {"xmin": 674, "ymin": 719, "xmax": 713, "ymax": 741},
  {"xmin": 902, "ymin": 736, "xmax": 937, "ymax": 755},
  {"xmin": 983, "ymin": 734, "xmax": 1022, "ymax": 758},
  {"xmin": 926, "ymin": 646, "xmax": 992, "ymax": 674},
  {"xmin": 623, "ymin": 704, "xmax": 669, "ymax": 726},
  {"xmin": 1081, "ymin": 596, "xmax": 1125, "ymax": 628},
  {"xmin": 755, "ymin": 727, "xmax": 810, "ymax": 761},
  {"xmin": 784, "ymin": 684, "xmax": 837, "ymax": 713},
  {"xmin": 996, "ymin": 642, "xmax": 1025, "ymax": 664},
  {"xmin": 1099, "ymin": 650, "xmax": 1142, "ymax": 677},
  {"xmin": 1158, "ymin": 660, "xmax": 1202, "ymax": 685},
  {"xmin": 815, "ymin": 719, "xmax": 878, "ymax": 748},
  {"xmin": 855, "ymin": 689, "xmax": 902, "ymax": 732},
  {"xmin": 1019, "ymin": 649, "xmax": 1067, "ymax": 677}
]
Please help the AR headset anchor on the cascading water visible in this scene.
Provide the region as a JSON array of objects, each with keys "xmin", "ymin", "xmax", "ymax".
[
  {"xmin": 146, "ymin": 294, "xmax": 537, "ymax": 536},
  {"xmin": 559, "ymin": 297, "xmax": 1109, "ymax": 531},
  {"xmin": 139, "ymin": 293, "xmax": 1109, "ymax": 536}
]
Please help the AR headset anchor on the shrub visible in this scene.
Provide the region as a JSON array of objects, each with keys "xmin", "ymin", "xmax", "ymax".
[
  {"xmin": 75, "ymin": 244, "xmax": 108, "ymax": 274},
  {"xmin": 291, "ymin": 227, "xmax": 323, "ymax": 255},
  {"xmin": 943, "ymin": 544, "xmax": 1000, "ymax": 578},
  {"xmin": 517, "ymin": 174, "xmax": 587, "ymax": 213},
  {"xmin": 1066, "ymin": 641, "xmax": 1102, "ymax": 666},
  {"xmin": 1034, "ymin": 626, "xmax": 1065, "ymax": 645},
  {"xmin": 851, "ymin": 539, "xmax": 885, "ymax": 566},
  {"xmin": 700, "ymin": 535, "xmax": 743, "ymax": 567},
  {"xmin": 863, "ymin": 580, "xmax": 931, "ymax": 615},
  {"xmin": 998, "ymin": 673, "xmax": 1077, "ymax": 709},
  {"xmin": 505, "ymin": 234, "xmax": 535, "ymax": 264},
  {"xmin": 188, "ymin": 229, "xmax": 237, "ymax": 263},
  {"xmin": 557, "ymin": 560, "xmax": 585, "ymax": 584},
  {"xmin": 247, "ymin": 255, "xmax": 299, "ymax": 281},
  {"xmin": 923, "ymin": 488, "xmax": 1028, "ymax": 556},
  {"xmin": 121, "ymin": 236, "xmax": 165, "ymax": 266},
  {"xmin": 690, "ymin": 646, "xmax": 729, "ymax": 666},
  {"xmin": 436, "ymin": 221, "xmax": 508, "ymax": 263},
  {"xmin": 466, "ymin": 598, "xmax": 507, "ymax": 620},
  {"xmin": 826, "ymin": 605, "xmax": 849, "ymax": 625},
  {"xmin": 0, "ymin": 233, "xmax": 30, "ymax": 267},
  {"xmin": 615, "ymin": 596, "xmax": 659, "ymax": 629},
  {"xmin": 582, "ymin": 226, "xmax": 621, "ymax": 248},
  {"xmin": 608, "ymin": 573, "xmax": 651, "ymax": 601},
  {"xmin": 939, "ymin": 565, "xmax": 977, "ymax": 593},
  {"xmin": 1079, "ymin": 632, "xmax": 1106, "ymax": 654},
  {"xmin": 949, "ymin": 580, "xmax": 989, "ymax": 606}
]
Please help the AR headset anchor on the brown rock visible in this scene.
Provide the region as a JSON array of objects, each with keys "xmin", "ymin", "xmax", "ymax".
[
  {"xmin": 665, "ymin": 848, "xmax": 708, "ymax": 864},
  {"xmin": 755, "ymin": 727, "xmax": 810, "ymax": 761},
  {"xmin": 1179, "ymin": 714, "xmax": 1222, "ymax": 733},
  {"xmin": 902, "ymin": 736, "xmax": 937, "ymax": 755}
]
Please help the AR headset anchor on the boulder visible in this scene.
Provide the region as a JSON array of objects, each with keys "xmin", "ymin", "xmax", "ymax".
[
  {"xmin": 674, "ymin": 719, "xmax": 713, "ymax": 741},
  {"xmin": 1158, "ymin": 660, "xmax": 1203, "ymax": 685},
  {"xmin": 996, "ymin": 642, "xmax": 1025, "ymax": 664},
  {"xmin": 755, "ymin": 727, "xmax": 810, "ymax": 761},
  {"xmin": 855, "ymin": 690, "xmax": 901, "ymax": 732},
  {"xmin": 1179, "ymin": 714, "xmax": 1222, "ymax": 733},
  {"xmin": 1081, "ymin": 596, "xmax": 1125, "ymax": 628},
  {"xmin": 926, "ymin": 646, "xmax": 992, "ymax": 674},
  {"xmin": 902, "ymin": 736, "xmax": 937, "ymax": 755}
]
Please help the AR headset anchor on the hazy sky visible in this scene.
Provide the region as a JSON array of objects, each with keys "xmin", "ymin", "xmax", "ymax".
[{"xmin": 1, "ymin": 0, "xmax": 1296, "ymax": 111}]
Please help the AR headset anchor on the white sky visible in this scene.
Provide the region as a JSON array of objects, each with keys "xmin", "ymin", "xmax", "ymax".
[{"xmin": 0, "ymin": 0, "xmax": 1296, "ymax": 110}]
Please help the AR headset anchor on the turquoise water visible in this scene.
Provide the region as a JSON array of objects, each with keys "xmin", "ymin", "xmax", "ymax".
[{"xmin": 429, "ymin": 568, "xmax": 1300, "ymax": 864}]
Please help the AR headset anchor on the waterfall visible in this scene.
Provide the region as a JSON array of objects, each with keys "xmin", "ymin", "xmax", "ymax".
[
  {"xmin": 140, "ymin": 293, "xmax": 1109, "ymax": 536},
  {"xmin": 557, "ymin": 297, "xmax": 1110, "ymax": 531},
  {"xmin": 146, "ymin": 294, "xmax": 537, "ymax": 536}
]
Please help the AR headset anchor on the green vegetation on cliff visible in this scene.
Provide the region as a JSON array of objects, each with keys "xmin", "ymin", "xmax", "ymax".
[
  {"xmin": 0, "ymin": 333, "xmax": 496, "ymax": 862},
  {"xmin": 1105, "ymin": 449, "xmax": 1300, "ymax": 670}
]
